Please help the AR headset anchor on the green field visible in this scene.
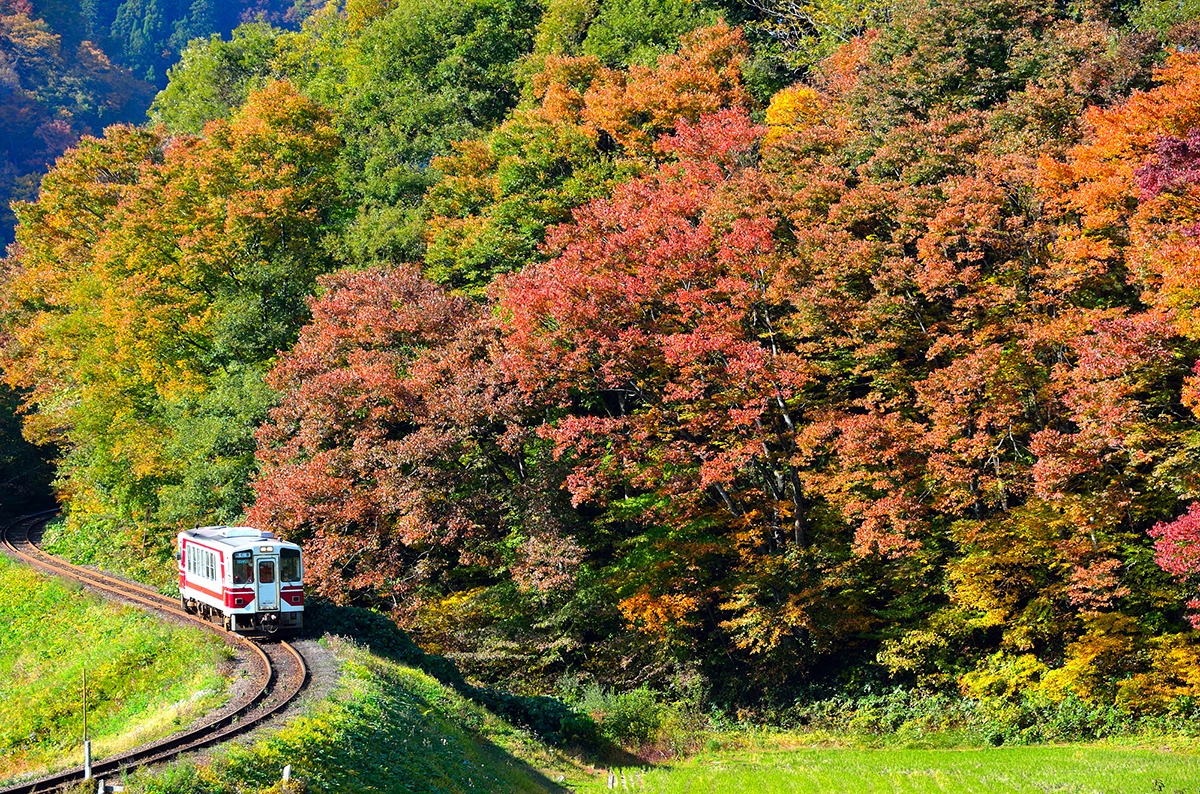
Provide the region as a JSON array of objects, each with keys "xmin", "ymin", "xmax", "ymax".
[
  {"xmin": 616, "ymin": 745, "xmax": 1200, "ymax": 793},
  {"xmin": 0, "ymin": 554, "xmax": 232, "ymax": 784}
]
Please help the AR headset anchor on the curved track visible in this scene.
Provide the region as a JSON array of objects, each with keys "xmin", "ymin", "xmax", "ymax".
[{"xmin": 0, "ymin": 512, "xmax": 309, "ymax": 794}]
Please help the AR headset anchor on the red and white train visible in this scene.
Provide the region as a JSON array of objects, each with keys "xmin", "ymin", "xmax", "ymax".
[{"xmin": 177, "ymin": 526, "xmax": 304, "ymax": 634}]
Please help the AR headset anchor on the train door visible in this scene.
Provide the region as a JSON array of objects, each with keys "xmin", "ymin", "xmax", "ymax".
[{"xmin": 257, "ymin": 557, "xmax": 279, "ymax": 610}]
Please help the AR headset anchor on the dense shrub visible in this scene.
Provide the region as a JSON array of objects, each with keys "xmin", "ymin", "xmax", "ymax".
[{"xmin": 303, "ymin": 600, "xmax": 596, "ymax": 746}]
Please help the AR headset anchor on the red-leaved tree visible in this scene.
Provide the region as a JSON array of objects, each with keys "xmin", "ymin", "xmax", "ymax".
[
  {"xmin": 498, "ymin": 108, "xmax": 878, "ymax": 662},
  {"xmin": 250, "ymin": 266, "xmax": 581, "ymax": 614}
]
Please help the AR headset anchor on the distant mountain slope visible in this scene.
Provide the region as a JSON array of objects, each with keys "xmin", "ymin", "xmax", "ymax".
[
  {"xmin": 0, "ymin": 0, "xmax": 308, "ymax": 246},
  {"xmin": 34, "ymin": 0, "xmax": 318, "ymax": 85}
]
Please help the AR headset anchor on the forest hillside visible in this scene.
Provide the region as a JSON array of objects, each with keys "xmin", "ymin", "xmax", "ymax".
[{"xmin": 6, "ymin": 0, "xmax": 1200, "ymax": 730}]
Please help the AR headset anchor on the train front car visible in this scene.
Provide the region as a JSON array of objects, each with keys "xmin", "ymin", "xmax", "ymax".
[{"xmin": 177, "ymin": 526, "xmax": 304, "ymax": 634}]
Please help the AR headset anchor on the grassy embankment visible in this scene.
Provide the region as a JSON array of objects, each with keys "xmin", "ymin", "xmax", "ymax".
[
  {"xmin": 133, "ymin": 636, "xmax": 587, "ymax": 794},
  {"xmin": 40, "ymin": 517, "xmax": 178, "ymax": 593},
  {"xmin": 0, "ymin": 553, "xmax": 232, "ymax": 784}
]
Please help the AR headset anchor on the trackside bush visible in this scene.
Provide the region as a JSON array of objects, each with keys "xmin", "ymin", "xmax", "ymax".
[
  {"xmin": 777, "ymin": 686, "xmax": 1200, "ymax": 746},
  {"xmin": 576, "ymin": 685, "xmax": 665, "ymax": 746}
]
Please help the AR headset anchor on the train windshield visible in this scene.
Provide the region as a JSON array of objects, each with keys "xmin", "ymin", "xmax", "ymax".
[
  {"xmin": 258, "ymin": 559, "xmax": 276, "ymax": 584},
  {"xmin": 232, "ymin": 550, "xmax": 254, "ymax": 584},
  {"xmin": 280, "ymin": 548, "xmax": 301, "ymax": 583}
]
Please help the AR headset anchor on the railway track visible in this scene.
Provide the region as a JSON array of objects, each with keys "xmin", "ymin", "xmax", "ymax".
[{"xmin": 0, "ymin": 512, "xmax": 309, "ymax": 794}]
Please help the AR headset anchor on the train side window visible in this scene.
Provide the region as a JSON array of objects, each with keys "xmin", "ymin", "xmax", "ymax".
[
  {"xmin": 206, "ymin": 550, "xmax": 215, "ymax": 580},
  {"xmin": 232, "ymin": 551, "xmax": 254, "ymax": 585},
  {"xmin": 258, "ymin": 560, "xmax": 275, "ymax": 584},
  {"xmin": 280, "ymin": 549, "xmax": 301, "ymax": 583}
]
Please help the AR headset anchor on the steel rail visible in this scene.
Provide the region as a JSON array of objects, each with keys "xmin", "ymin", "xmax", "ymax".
[{"xmin": 0, "ymin": 513, "xmax": 309, "ymax": 794}]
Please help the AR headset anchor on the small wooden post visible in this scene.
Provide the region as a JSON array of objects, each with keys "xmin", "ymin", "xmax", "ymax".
[{"xmin": 83, "ymin": 665, "xmax": 92, "ymax": 780}]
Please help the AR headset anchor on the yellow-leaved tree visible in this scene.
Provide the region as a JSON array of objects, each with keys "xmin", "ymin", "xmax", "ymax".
[{"xmin": 0, "ymin": 81, "xmax": 344, "ymax": 578}]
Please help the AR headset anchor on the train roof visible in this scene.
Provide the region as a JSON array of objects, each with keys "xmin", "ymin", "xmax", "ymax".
[{"xmin": 180, "ymin": 526, "xmax": 299, "ymax": 549}]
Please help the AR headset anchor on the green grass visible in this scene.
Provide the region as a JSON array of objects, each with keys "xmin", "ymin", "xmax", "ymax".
[
  {"xmin": 606, "ymin": 744, "xmax": 1200, "ymax": 793},
  {"xmin": 121, "ymin": 627, "xmax": 1200, "ymax": 794},
  {"xmin": 40, "ymin": 515, "xmax": 177, "ymax": 592},
  {"xmin": 121, "ymin": 630, "xmax": 1200, "ymax": 794},
  {"xmin": 0, "ymin": 553, "xmax": 232, "ymax": 784},
  {"xmin": 133, "ymin": 636, "xmax": 587, "ymax": 794}
]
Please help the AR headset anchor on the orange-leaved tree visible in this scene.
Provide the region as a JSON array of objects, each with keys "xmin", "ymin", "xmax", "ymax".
[{"xmin": 423, "ymin": 22, "xmax": 754, "ymax": 295}]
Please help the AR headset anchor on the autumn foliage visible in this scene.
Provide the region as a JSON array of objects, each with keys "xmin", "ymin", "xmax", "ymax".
[
  {"xmin": 249, "ymin": 267, "xmax": 533, "ymax": 606},
  {"xmin": 11, "ymin": 0, "xmax": 1200, "ymax": 711},
  {"xmin": 1, "ymin": 80, "xmax": 342, "ymax": 561}
]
